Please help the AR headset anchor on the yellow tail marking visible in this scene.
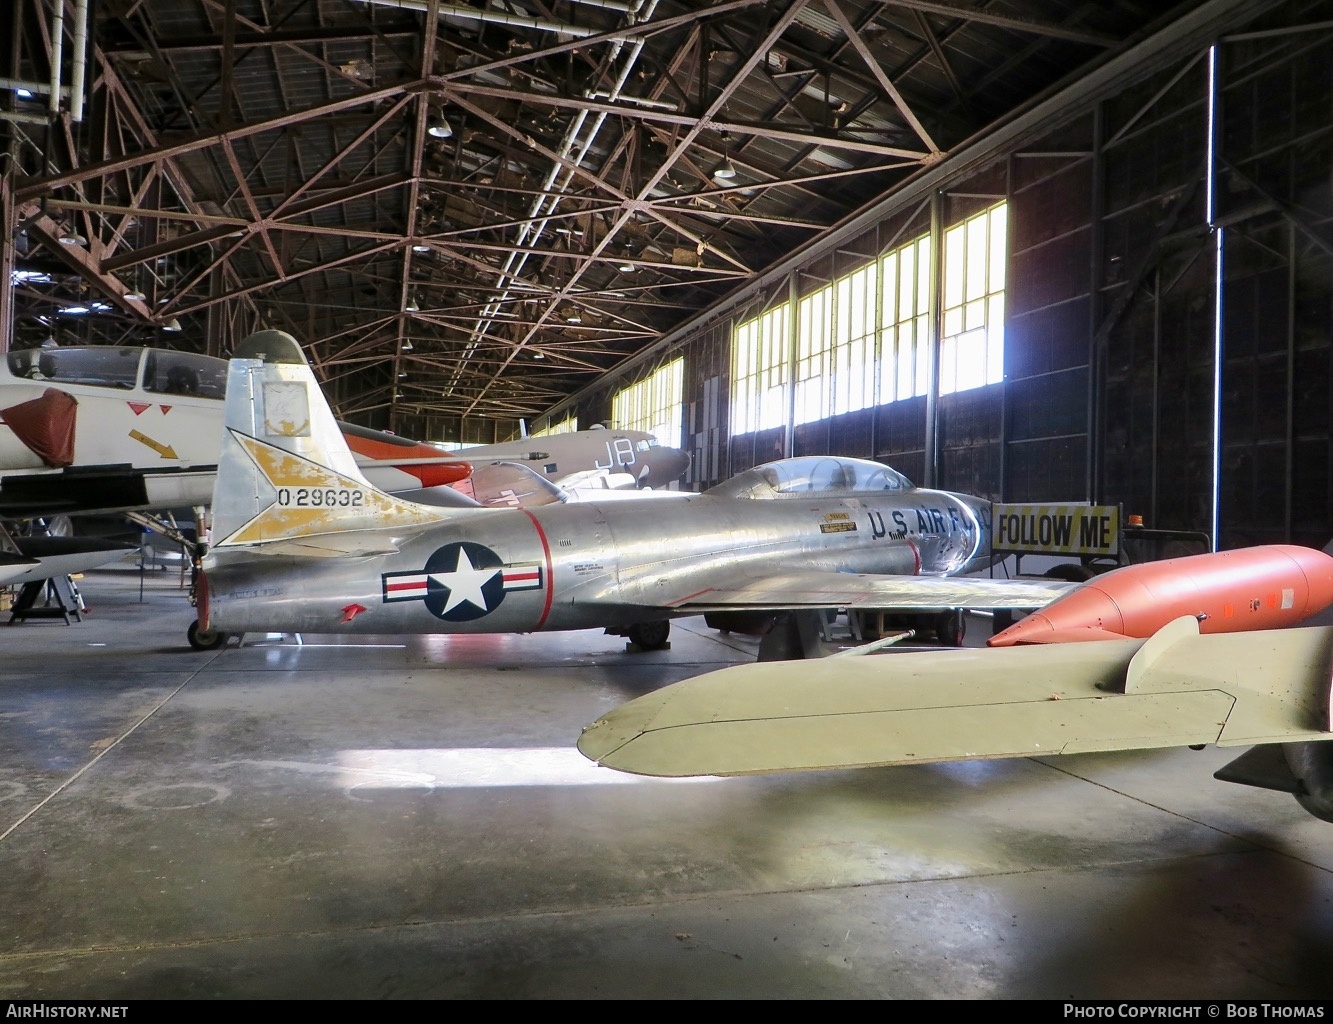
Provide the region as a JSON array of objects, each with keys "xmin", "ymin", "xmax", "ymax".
[{"xmin": 221, "ymin": 433, "xmax": 444, "ymax": 545}]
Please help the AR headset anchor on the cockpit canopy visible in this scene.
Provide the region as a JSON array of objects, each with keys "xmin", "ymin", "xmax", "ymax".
[
  {"xmin": 4, "ymin": 347, "xmax": 228, "ymax": 399},
  {"xmin": 707, "ymin": 456, "xmax": 913, "ymax": 500}
]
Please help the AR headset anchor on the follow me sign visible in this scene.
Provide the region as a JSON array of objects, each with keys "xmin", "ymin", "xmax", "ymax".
[{"xmin": 992, "ymin": 504, "xmax": 1122, "ymax": 557}]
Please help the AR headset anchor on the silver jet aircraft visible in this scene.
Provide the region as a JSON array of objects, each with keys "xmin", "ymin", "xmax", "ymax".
[{"xmin": 189, "ymin": 331, "xmax": 1067, "ymax": 652}]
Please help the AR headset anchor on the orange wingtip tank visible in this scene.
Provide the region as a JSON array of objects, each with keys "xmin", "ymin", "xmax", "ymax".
[
  {"xmin": 988, "ymin": 544, "xmax": 1333, "ymax": 646},
  {"xmin": 340, "ymin": 430, "xmax": 473, "ymax": 488}
]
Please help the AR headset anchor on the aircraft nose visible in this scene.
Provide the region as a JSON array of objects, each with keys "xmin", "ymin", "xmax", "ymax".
[
  {"xmin": 957, "ymin": 495, "xmax": 993, "ymax": 556},
  {"xmin": 646, "ymin": 447, "xmax": 691, "ymax": 487}
]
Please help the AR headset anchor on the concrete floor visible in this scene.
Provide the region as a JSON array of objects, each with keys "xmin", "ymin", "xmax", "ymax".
[{"xmin": 3, "ymin": 564, "xmax": 1333, "ymax": 999}]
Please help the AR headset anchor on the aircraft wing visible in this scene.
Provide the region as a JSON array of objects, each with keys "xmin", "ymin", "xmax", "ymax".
[
  {"xmin": 0, "ymin": 536, "xmax": 134, "ymax": 585},
  {"xmin": 0, "ymin": 552, "xmax": 44, "ymax": 585},
  {"xmin": 578, "ymin": 616, "xmax": 1333, "ymax": 778},
  {"xmin": 0, "ymin": 466, "xmax": 218, "ymax": 517},
  {"xmin": 662, "ymin": 569, "xmax": 1074, "ymax": 612}
]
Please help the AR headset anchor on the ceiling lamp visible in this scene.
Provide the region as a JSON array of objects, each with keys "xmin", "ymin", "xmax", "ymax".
[
  {"xmin": 405, "ymin": 297, "xmax": 420, "ymax": 312},
  {"xmin": 412, "ymin": 243, "xmax": 431, "ymax": 253},
  {"xmin": 402, "ymin": 339, "xmax": 413, "ymax": 351},
  {"xmin": 713, "ymin": 128, "xmax": 737, "ymax": 181},
  {"xmin": 617, "ymin": 261, "xmax": 636, "ymax": 273},
  {"xmin": 124, "ymin": 289, "xmax": 147, "ymax": 301},
  {"xmin": 565, "ymin": 312, "xmax": 582, "ymax": 325},
  {"xmin": 427, "ymin": 119, "xmax": 453, "ymax": 139},
  {"xmin": 58, "ymin": 229, "xmax": 87, "ymax": 246},
  {"xmin": 532, "ymin": 351, "xmax": 545, "ymax": 360},
  {"xmin": 162, "ymin": 318, "xmax": 182, "ymax": 332}
]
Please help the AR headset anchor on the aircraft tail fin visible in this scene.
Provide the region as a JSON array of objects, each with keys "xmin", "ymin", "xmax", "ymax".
[{"xmin": 210, "ymin": 330, "xmax": 448, "ymax": 550}]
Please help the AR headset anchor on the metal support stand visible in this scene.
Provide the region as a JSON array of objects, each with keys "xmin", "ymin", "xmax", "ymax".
[{"xmin": 9, "ymin": 574, "xmax": 83, "ymax": 625}]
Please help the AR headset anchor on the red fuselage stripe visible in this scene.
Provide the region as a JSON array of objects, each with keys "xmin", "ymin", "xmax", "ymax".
[{"xmin": 521, "ymin": 510, "xmax": 555, "ymax": 629}]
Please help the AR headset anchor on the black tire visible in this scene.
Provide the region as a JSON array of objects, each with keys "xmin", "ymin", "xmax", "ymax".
[
  {"xmin": 626, "ymin": 620, "xmax": 671, "ymax": 650},
  {"xmin": 703, "ymin": 610, "xmax": 774, "ymax": 635},
  {"xmin": 1043, "ymin": 563, "xmax": 1097, "ymax": 583},
  {"xmin": 935, "ymin": 609, "xmax": 965, "ymax": 647},
  {"xmin": 188, "ymin": 619, "xmax": 226, "ymax": 651}
]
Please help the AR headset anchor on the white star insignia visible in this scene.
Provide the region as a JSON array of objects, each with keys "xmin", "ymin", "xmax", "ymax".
[{"xmin": 430, "ymin": 547, "xmax": 500, "ymax": 613}]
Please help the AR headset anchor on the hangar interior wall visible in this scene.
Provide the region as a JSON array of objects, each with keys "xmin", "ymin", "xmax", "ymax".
[{"xmin": 548, "ymin": 1, "xmax": 1332, "ymax": 550}]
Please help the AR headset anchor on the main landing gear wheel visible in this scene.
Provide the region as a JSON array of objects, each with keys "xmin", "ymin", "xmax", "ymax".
[
  {"xmin": 935, "ymin": 609, "xmax": 965, "ymax": 647},
  {"xmin": 626, "ymin": 620, "xmax": 671, "ymax": 651},
  {"xmin": 1044, "ymin": 563, "xmax": 1097, "ymax": 583},
  {"xmin": 188, "ymin": 619, "xmax": 226, "ymax": 651}
]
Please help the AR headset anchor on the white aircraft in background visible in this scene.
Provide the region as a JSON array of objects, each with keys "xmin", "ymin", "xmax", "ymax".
[
  {"xmin": 0, "ymin": 344, "xmax": 686, "ymax": 581},
  {"xmin": 340, "ymin": 421, "xmax": 690, "ymax": 507},
  {"xmin": 0, "ymin": 345, "xmax": 689, "ymax": 518}
]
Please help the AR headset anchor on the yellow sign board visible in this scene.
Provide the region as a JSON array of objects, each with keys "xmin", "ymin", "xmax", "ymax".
[{"xmin": 992, "ymin": 504, "xmax": 1121, "ymax": 556}]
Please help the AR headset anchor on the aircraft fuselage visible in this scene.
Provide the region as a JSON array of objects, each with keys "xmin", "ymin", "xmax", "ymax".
[{"xmin": 203, "ymin": 487, "xmax": 992, "ymax": 636}]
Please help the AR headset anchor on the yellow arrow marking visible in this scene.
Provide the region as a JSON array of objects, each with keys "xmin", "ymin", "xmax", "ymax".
[{"xmin": 129, "ymin": 429, "xmax": 179, "ymax": 460}]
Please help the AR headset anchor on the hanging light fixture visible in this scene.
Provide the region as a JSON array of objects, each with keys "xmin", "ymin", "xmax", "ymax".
[
  {"xmin": 427, "ymin": 118, "xmax": 453, "ymax": 139},
  {"xmin": 405, "ymin": 296, "xmax": 420, "ymax": 312},
  {"xmin": 162, "ymin": 318, "xmax": 182, "ymax": 332},
  {"xmin": 58, "ymin": 229, "xmax": 87, "ymax": 246},
  {"xmin": 713, "ymin": 129, "xmax": 737, "ymax": 181}
]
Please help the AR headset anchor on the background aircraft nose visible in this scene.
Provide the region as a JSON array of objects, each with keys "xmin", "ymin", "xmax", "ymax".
[{"xmin": 646, "ymin": 447, "xmax": 691, "ymax": 487}]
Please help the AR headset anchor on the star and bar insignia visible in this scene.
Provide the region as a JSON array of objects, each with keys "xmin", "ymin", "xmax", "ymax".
[{"xmin": 382, "ymin": 541, "xmax": 543, "ymax": 622}]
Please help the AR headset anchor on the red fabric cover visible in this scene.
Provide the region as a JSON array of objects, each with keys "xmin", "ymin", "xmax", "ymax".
[{"xmin": 1, "ymin": 388, "xmax": 78, "ymax": 467}]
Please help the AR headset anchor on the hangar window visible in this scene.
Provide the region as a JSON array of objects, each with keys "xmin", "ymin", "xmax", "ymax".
[
  {"xmin": 728, "ymin": 201, "xmax": 1006, "ymax": 433},
  {"xmin": 731, "ymin": 304, "xmax": 789, "ymax": 433},
  {"xmin": 879, "ymin": 234, "xmax": 932, "ymax": 402},
  {"xmin": 795, "ymin": 283, "xmax": 831, "ymax": 423},
  {"xmin": 940, "ymin": 203, "xmax": 1006, "ymax": 394},
  {"xmin": 792, "ymin": 263, "xmax": 879, "ymax": 423},
  {"xmin": 835, "ymin": 263, "xmax": 879, "ymax": 415},
  {"xmin": 613, "ymin": 358, "xmax": 683, "ymax": 448}
]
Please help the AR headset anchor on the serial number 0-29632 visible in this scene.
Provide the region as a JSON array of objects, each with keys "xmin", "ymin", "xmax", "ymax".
[{"xmin": 275, "ymin": 487, "xmax": 366, "ymax": 508}]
